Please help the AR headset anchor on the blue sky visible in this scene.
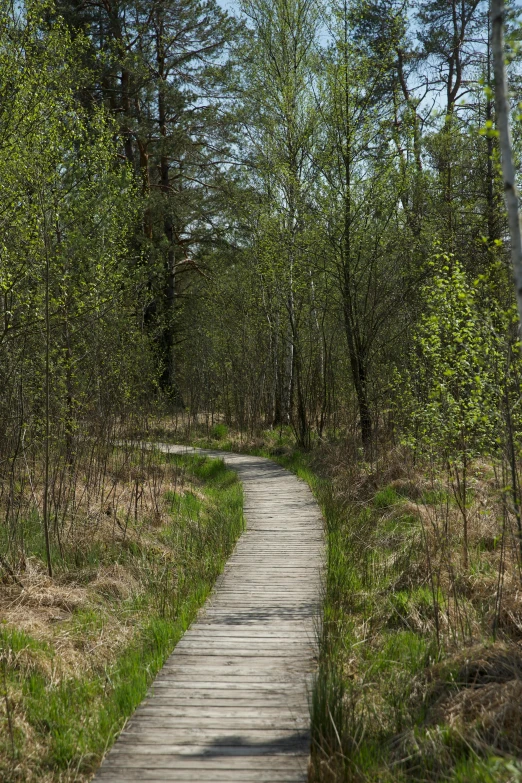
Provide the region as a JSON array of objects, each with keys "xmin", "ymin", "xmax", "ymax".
[{"xmin": 219, "ymin": 0, "xmax": 240, "ymax": 14}]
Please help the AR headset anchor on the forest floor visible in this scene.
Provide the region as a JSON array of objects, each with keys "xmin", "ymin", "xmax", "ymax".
[
  {"xmin": 0, "ymin": 449, "xmax": 243, "ymax": 783},
  {"xmin": 149, "ymin": 415, "xmax": 522, "ymax": 783}
]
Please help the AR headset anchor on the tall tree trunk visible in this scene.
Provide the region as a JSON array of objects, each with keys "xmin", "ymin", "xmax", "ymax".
[
  {"xmin": 491, "ymin": 0, "xmax": 522, "ymax": 333},
  {"xmin": 157, "ymin": 29, "xmax": 183, "ymax": 405},
  {"xmin": 486, "ymin": 17, "xmax": 500, "ymax": 247},
  {"xmin": 283, "ymin": 314, "xmax": 294, "ymax": 425},
  {"xmin": 340, "ymin": 1, "xmax": 372, "ymax": 454},
  {"xmin": 271, "ymin": 317, "xmax": 283, "ymax": 427},
  {"xmin": 42, "ymin": 207, "xmax": 53, "ymax": 578},
  {"xmin": 342, "ymin": 153, "xmax": 372, "ymax": 451}
]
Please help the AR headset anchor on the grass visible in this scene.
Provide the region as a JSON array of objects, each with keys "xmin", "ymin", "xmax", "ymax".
[
  {"xmin": 142, "ymin": 413, "xmax": 299, "ymax": 457},
  {"xmin": 296, "ymin": 448, "xmax": 522, "ymax": 782},
  {"xmin": 0, "ymin": 451, "xmax": 243, "ymax": 783},
  {"xmin": 124, "ymin": 418, "xmax": 522, "ymax": 781}
]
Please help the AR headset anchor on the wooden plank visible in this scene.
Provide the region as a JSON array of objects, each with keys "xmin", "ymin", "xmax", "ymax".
[
  {"xmin": 96, "ymin": 770, "xmax": 306, "ymax": 782},
  {"xmin": 106, "ymin": 742, "xmax": 308, "ymax": 756},
  {"xmin": 99, "ymin": 754, "xmax": 308, "ymax": 769},
  {"xmin": 96, "ymin": 774, "xmax": 306, "ymax": 783},
  {"xmin": 145, "ymin": 681, "xmax": 309, "ymax": 690},
  {"xmin": 124, "ymin": 725, "xmax": 308, "ymax": 734},
  {"xmin": 145, "ymin": 701, "xmax": 311, "ymax": 712},
  {"xmin": 132, "ymin": 708, "xmax": 308, "ymax": 718},
  {"xmin": 93, "ymin": 447, "xmax": 323, "ymax": 783}
]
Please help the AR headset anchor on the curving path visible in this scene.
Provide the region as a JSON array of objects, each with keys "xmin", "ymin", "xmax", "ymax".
[{"xmin": 94, "ymin": 445, "xmax": 324, "ymax": 783}]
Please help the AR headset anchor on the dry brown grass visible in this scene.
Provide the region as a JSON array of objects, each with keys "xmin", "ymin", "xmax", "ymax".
[
  {"xmin": 418, "ymin": 641, "xmax": 522, "ymax": 757},
  {"xmin": 0, "ymin": 558, "xmax": 143, "ymax": 684},
  {"xmin": 308, "ymin": 441, "xmax": 522, "ymax": 780},
  {"xmin": 0, "ymin": 447, "xmax": 201, "ymax": 678},
  {"xmin": 0, "ymin": 444, "xmax": 239, "ymax": 783}
]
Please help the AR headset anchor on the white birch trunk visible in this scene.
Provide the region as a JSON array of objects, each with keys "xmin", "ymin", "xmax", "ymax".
[{"xmin": 491, "ymin": 0, "xmax": 522, "ymax": 334}]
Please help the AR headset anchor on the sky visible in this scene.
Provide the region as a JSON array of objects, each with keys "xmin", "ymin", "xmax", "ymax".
[{"xmin": 219, "ymin": 0, "xmax": 240, "ymax": 14}]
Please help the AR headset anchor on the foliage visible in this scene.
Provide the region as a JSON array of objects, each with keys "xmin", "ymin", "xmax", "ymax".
[{"xmin": 397, "ymin": 252, "xmax": 503, "ymax": 465}]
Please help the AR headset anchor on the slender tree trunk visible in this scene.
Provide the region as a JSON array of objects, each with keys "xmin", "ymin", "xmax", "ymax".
[
  {"xmin": 443, "ymin": 112, "xmax": 455, "ymax": 247},
  {"xmin": 157, "ymin": 31, "xmax": 183, "ymax": 405},
  {"xmin": 340, "ymin": 2, "xmax": 372, "ymax": 454},
  {"xmin": 136, "ymin": 136, "xmax": 153, "ymax": 240},
  {"xmin": 486, "ymin": 23, "xmax": 499, "ymax": 246},
  {"xmin": 491, "ymin": 0, "xmax": 522, "ymax": 333},
  {"xmin": 159, "ymin": 77, "xmax": 175, "ymax": 386},
  {"xmin": 289, "ymin": 311, "xmax": 309, "ymax": 449},
  {"xmin": 283, "ymin": 317, "xmax": 294, "ymax": 425},
  {"xmin": 397, "ymin": 49, "xmax": 423, "ymax": 175},
  {"xmin": 121, "ymin": 68, "xmax": 134, "ymax": 164},
  {"xmin": 64, "ymin": 314, "xmax": 74, "ymax": 465},
  {"xmin": 271, "ymin": 319, "xmax": 283, "ymax": 427},
  {"xmin": 43, "ymin": 209, "xmax": 53, "ymax": 578},
  {"xmin": 284, "ymin": 179, "xmax": 297, "ymax": 426},
  {"xmin": 342, "ymin": 155, "xmax": 372, "ymax": 453}
]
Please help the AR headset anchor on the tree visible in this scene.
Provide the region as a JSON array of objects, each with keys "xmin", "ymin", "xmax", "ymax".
[
  {"xmin": 57, "ymin": 0, "xmax": 240, "ymax": 403},
  {"xmin": 311, "ymin": 0, "xmax": 414, "ymax": 452},
  {"xmin": 397, "ymin": 253, "xmax": 502, "ymax": 566},
  {"xmin": 491, "ymin": 0, "xmax": 522, "ymax": 337},
  {"xmin": 0, "ymin": 0, "xmax": 152, "ymax": 573},
  {"xmin": 239, "ymin": 0, "xmax": 320, "ymax": 446}
]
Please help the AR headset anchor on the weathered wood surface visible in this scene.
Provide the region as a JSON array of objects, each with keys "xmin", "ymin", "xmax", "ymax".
[{"xmin": 93, "ymin": 445, "xmax": 324, "ymax": 783}]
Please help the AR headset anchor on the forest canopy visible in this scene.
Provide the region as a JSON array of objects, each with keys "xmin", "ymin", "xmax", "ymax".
[{"xmin": 0, "ymin": 0, "xmax": 520, "ymax": 455}]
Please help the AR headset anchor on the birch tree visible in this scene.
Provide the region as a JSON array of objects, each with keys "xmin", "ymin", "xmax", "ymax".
[{"xmin": 491, "ymin": 0, "xmax": 522, "ymax": 335}]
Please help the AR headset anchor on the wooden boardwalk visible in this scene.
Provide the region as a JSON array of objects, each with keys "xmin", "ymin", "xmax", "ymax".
[{"xmin": 94, "ymin": 445, "xmax": 324, "ymax": 783}]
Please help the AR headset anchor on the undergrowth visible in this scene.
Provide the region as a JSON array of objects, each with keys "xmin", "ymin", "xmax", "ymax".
[
  {"xmin": 0, "ymin": 452, "xmax": 243, "ymax": 783},
  {"xmin": 298, "ymin": 446, "xmax": 522, "ymax": 783}
]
